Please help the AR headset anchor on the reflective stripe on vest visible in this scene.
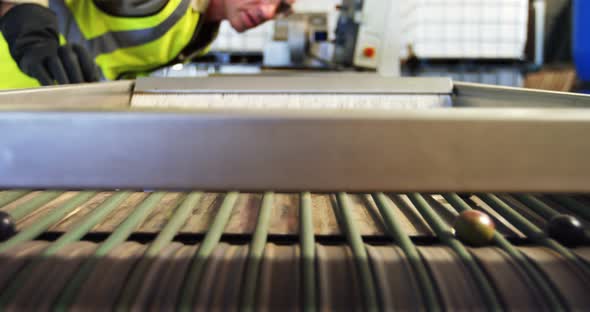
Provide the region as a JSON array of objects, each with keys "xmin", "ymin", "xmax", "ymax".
[
  {"xmin": 50, "ymin": 0, "xmax": 200, "ymax": 79},
  {"xmin": 52, "ymin": 0, "xmax": 191, "ymax": 56}
]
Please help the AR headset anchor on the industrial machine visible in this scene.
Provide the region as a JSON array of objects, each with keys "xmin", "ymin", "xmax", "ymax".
[
  {"xmin": 263, "ymin": 0, "xmax": 401, "ymax": 73},
  {"xmin": 333, "ymin": 0, "xmax": 400, "ymax": 75},
  {"xmin": 0, "ymin": 75, "xmax": 589, "ymax": 310},
  {"xmin": 332, "ymin": 0, "xmax": 547, "ymax": 85},
  {"xmin": 263, "ymin": 12, "xmax": 331, "ymax": 68}
]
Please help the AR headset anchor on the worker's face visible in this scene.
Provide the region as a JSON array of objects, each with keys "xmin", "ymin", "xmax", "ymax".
[{"xmin": 224, "ymin": 0, "xmax": 295, "ymax": 32}]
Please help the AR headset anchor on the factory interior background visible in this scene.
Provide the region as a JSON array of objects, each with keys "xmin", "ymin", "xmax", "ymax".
[{"xmin": 152, "ymin": 0, "xmax": 585, "ymax": 93}]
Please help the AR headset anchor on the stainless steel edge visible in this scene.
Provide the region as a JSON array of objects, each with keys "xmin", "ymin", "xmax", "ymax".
[
  {"xmin": 454, "ymin": 81, "xmax": 590, "ymax": 108},
  {"xmin": 1, "ymin": 107, "xmax": 589, "ymax": 192},
  {"xmin": 0, "ymin": 81, "xmax": 134, "ymax": 110},
  {"xmin": 134, "ymin": 76, "xmax": 454, "ymax": 94}
]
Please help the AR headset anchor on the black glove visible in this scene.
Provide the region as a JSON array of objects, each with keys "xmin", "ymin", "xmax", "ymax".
[{"xmin": 0, "ymin": 4, "xmax": 100, "ymax": 85}]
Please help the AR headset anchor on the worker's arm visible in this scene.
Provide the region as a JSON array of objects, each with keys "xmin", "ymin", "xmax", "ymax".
[{"xmin": 0, "ymin": 2, "xmax": 100, "ymax": 85}]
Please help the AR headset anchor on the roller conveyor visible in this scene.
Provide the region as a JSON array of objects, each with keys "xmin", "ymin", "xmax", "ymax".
[
  {"xmin": 0, "ymin": 75, "xmax": 589, "ymax": 311},
  {"xmin": 0, "ymin": 191, "xmax": 589, "ymax": 310}
]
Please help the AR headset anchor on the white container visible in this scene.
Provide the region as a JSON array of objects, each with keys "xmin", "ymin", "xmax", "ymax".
[{"xmin": 399, "ymin": 0, "xmax": 529, "ymax": 59}]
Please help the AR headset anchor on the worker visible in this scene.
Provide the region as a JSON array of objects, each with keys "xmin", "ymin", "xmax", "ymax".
[{"xmin": 0, "ymin": 0, "xmax": 294, "ymax": 89}]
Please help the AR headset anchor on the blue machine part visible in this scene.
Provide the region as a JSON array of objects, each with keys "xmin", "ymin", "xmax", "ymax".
[{"xmin": 574, "ymin": 0, "xmax": 590, "ymax": 81}]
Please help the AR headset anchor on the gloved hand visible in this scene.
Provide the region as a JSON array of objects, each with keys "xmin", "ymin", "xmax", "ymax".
[{"xmin": 0, "ymin": 4, "xmax": 100, "ymax": 85}]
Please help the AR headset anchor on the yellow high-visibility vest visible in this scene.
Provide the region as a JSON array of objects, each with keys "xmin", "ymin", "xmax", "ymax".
[
  {"xmin": 0, "ymin": 0, "xmax": 210, "ymax": 89},
  {"xmin": 0, "ymin": 33, "xmax": 40, "ymax": 89}
]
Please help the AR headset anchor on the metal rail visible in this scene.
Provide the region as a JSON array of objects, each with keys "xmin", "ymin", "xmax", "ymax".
[
  {"xmin": 0, "ymin": 81, "xmax": 133, "ymax": 109},
  {"xmin": 134, "ymin": 76, "xmax": 453, "ymax": 94},
  {"xmin": 1, "ymin": 108, "xmax": 590, "ymax": 191},
  {"xmin": 454, "ymin": 82, "xmax": 590, "ymax": 108}
]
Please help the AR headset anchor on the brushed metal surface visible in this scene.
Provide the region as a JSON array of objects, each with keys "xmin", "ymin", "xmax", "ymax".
[
  {"xmin": 134, "ymin": 75, "xmax": 453, "ymax": 94},
  {"xmin": 0, "ymin": 108, "xmax": 589, "ymax": 192},
  {"xmin": 0, "ymin": 81, "xmax": 133, "ymax": 110},
  {"xmin": 454, "ymin": 82, "xmax": 590, "ymax": 108}
]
